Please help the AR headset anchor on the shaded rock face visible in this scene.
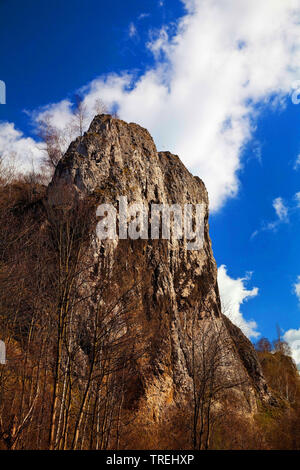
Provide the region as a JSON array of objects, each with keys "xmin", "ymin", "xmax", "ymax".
[{"xmin": 48, "ymin": 114, "xmax": 270, "ymax": 417}]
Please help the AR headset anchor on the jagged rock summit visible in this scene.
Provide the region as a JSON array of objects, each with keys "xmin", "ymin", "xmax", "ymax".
[{"xmin": 48, "ymin": 114, "xmax": 271, "ymax": 419}]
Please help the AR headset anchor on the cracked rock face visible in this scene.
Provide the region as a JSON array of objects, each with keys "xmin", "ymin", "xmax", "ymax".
[{"xmin": 48, "ymin": 114, "xmax": 271, "ymax": 417}]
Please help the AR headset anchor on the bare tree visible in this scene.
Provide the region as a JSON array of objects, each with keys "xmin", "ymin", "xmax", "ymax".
[
  {"xmin": 0, "ymin": 152, "xmax": 16, "ymax": 186},
  {"xmin": 38, "ymin": 95, "xmax": 109, "ymax": 176},
  {"xmin": 44, "ymin": 184, "xmax": 145, "ymax": 450},
  {"xmin": 188, "ymin": 312, "xmax": 246, "ymax": 450},
  {"xmin": 255, "ymin": 337, "xmax": 272, "ymax": 353},
  {"xmin": 273, "ymin": 324, "xmax": 291, "ymax": 356},
  {"xmin": 94, "ymin": 98, "xmax": 108, "ymax": 115},
  {"xmin": 72, "ymin": 95, "xmax": 88, "ymax": 138},
  {"xmin": 37, "ymin": 115, "xmax": 74, "ymax": 179}
]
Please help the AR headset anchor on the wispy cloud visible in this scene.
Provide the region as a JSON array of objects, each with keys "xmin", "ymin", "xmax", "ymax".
[
  {"xmin": 273, "ymin": 197, "xmax": 289, "ymax": 222},
  {"xmin": 128, "ymin": 22, "xmax": 137, "ymax": 38},
  {"xmin": 218, "ymin": 265, "xmax": 260, "ymax": 338},
  {"xmin": 252, "ymin": 191, "xmax": 300, "ymax": 238},
  {"xmin": 284, "ymin": 328, "xmax": 300, "ymax": 367},
  {"xmin": 0, "ymin": 122, "xmax": 44, "ymax": 173},
  {"xmin": 294, "ymin": 154, "xmax": 300, "ymax": 170},
  {"xmin": 295, "ymin": 192, "xmax": 300, "ymax": 208},
  {"xmin": 138, "ymin": 13, "xmax": 150, "ymax": 21},
  {"xmin": 294, "ymin": 275, "xmax": 300, "ymax": 302},
  {"xmin": 283, "ymin": 277, "xmax": 300, "ymax": 367},
  {"xmin": 251, "ymin": 197, "xmax": 289, "ymax": 238}
]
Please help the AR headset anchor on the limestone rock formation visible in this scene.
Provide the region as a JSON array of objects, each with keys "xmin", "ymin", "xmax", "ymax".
[{"xmin": 48, "ymin": 114, "xmax": 271, "ymax": 419}]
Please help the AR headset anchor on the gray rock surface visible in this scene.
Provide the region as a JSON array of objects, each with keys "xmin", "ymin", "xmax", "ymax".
[{"xmin": 48, "ymin": 114, "xmax": 272, "ymax": 417}]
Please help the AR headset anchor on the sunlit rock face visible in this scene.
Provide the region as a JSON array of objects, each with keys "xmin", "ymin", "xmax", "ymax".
[{"xmin": 48, "ymin": 114, "xmax": 272, "ymax": 419}]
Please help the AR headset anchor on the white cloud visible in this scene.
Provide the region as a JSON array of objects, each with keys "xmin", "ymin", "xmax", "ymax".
[
  {"xmin": 147, "ymin": 27, "xmax": 169, "ymax": 59},
  {"xmin": 295, "ymin": 192, "xmax": 300, "ymax": 208},
  {"xmin": 293, "ymin": 275, "xmax": 300, "ymax": 302},
  {"xmin": 294, "ymin": 154, "xmax": 300, "ymax": 170},
  {"xmin": 0, "ymin": 122, "xmax": 44, "ymax": 173},
  {"xmin": 138, "ymin": 13, "xmax": 150, "ymax": 21},
  {"xmin": 129, "ymin": 22, "xmax": 137, "ymax": 38},
  {"xmin": 217, "ymin": 264, "xmax": 259, "ymax": 338},
  {"xmin": 273, "ymin": 197, "xmax": 289, "ymax": 222},
  {"xmin": 252, "ymin": 196, "xmax": 289, "ymax": 237},
  {"xmin": 283, "ymin": 328, "xmax": 300, "ymax": 367},
  {"xmin": 36, "ymin": 0, "xmax": 300, "ymax": 211},
  {"xmin": 3, "ymin": 0, "xmax": 300, "ymax": 210},
  {"xmin": 32, "ymin": 99, "xmax": 74, "ymax": 133},
  {"xmin": 283, "ymin": 277, "xmax": 300, "ymax": 367}
]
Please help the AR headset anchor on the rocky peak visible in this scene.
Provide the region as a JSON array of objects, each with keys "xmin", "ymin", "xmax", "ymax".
[{"xmin": 48, "ymin": 114, "xmax": 272, "ymax": 418}]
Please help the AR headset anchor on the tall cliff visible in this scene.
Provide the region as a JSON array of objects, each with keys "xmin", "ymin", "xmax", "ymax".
[{"xmin": 48, "ymin": 114, "xmax": 271, "ymax": 422}]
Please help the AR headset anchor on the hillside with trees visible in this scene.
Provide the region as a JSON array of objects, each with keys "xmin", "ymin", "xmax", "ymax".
[{"xmin": 0, "ymin": 116, "xmax": 300, "ymax": 450}]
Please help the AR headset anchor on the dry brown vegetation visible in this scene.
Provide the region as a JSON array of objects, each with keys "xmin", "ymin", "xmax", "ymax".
[
  {"xmin": 0, "ymin": 167, "xmax": 143, "ymax": 450},
  {"xmin": 1, "ymin": 162, "xmax": 300, "ymax": 450}
]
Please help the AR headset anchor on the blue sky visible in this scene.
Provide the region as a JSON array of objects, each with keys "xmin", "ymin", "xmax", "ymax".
[
  {"xmin": 1, "ymin": 0, "xmax": 300, "ymax": 362},
  {"xmin": 0, "ymin": 0, "xmax": 183, "ymax": 125}
]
